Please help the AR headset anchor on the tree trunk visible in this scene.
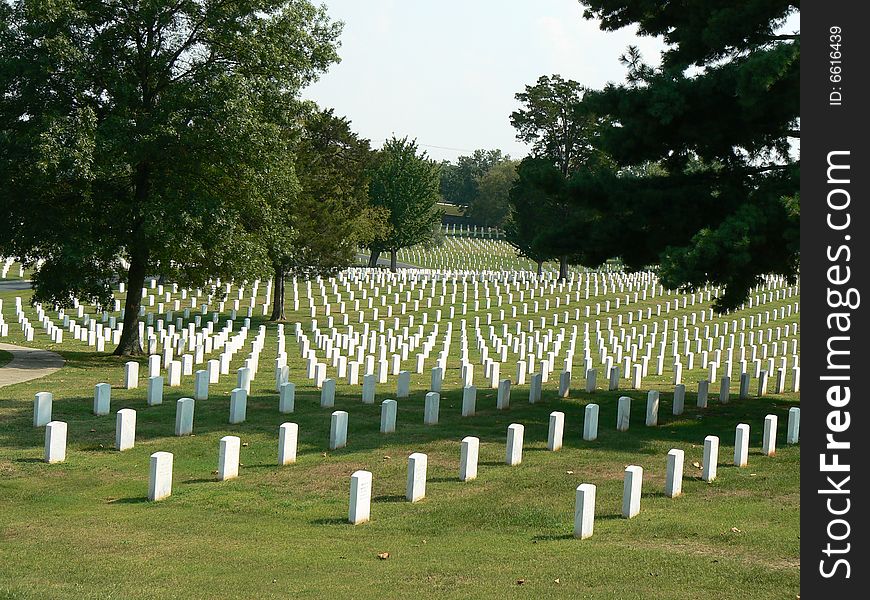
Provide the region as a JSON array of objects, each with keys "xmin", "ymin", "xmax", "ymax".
[
  {"xmin": 536, "ymin": 260, "xmax": 543, "ymax": 277},
  {"xmin": 368, "ymin": 249, "xmax": 381, "ymax": 268},
  {"xmin": 559, "ymin": 255, "xmax": 568, "ymax": 281},
  {"xmin": 390, "ymin": 250, "xmax": 397, "ymax": 272},
  {"xmin": 270, "ymin": 263, "xmax": 286, "ymax": 321},
  {"xmin": 113, "ymin": 248, "xmax": 148, "ymax": 356}
]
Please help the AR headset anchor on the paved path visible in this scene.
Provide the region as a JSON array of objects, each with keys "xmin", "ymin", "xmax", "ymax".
[
  {"xmin": 0, "ymin": 279, "xmax": 33, "ymax": 291},
  {"xmin": 0, "ymin": 343, "xmax": 64, "ymax": 388}
]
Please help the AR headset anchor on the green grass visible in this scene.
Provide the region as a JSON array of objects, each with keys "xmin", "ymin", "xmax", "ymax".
[
  {"xmin": 0, "ymin": 350, "xmax": 12, "ymax": 368},
  {"xmin": 0, "ymin": 265, "xmax": 800, "ymax": 599}
]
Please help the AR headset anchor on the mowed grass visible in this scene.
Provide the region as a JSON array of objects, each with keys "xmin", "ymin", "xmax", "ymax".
[{"xmin": 0, "ymin": 279, "xmax": 800, "ymax": 600}]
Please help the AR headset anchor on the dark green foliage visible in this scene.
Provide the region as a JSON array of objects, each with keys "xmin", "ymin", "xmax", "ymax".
[
  {"xmin": 367, "ymin": 137, "xmax": 443, "ymax": 270},
  {"xmin": 0, "ymin": 0, "xmax": 341, "ymax": 352}
]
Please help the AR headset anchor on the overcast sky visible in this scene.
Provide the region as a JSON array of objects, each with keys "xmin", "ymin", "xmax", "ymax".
[{"xmin": 302, "ymin": 0, "xmax": 667, "ymax": 163}]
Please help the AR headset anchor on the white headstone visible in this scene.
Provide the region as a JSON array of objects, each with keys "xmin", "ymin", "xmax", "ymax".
[
  {"xmin": 547, "ymin": 411, "xmax": 564, "ymax": 451},
  {"xmin": 697, "ymin": 380, "xmax": 709, "ymax": 408},
  {"xmin": 583, "ymin": 404, "xmax": 599, "ymax": 441},
  {"xmin": 459, "ymin": 436, "xmax": 479, "ymax": 481},
  {"xmin": 621, "ymin": 465, "xmax": 643, "ymax": 518},
  {"xmin": 380, "ymin": 399, "xmax": 397, "ymax": 433},
  {"xmin": 573, "ymin": 483, "xmax": 596, "ymax": 539},
  {"xmin": 225, "ymin": 387, "xmax": 247, "ymax": 424},
  {"xmin": 115, "ymin": 408, "xmax": 136, "ymax": 451},
  {"xmin": 406, "ymin": 452, "xmax": 428, "ymax": 502},
  {"xmin": 702, "ymin": 435, "xmax": 719, "ymax": 482},
  {"xmin": 44, "ymin": 420, "xmax": 67, "ymax": 463},
  {"xmin": 330, "ymin": 410, "xmax": 348, "ymax": 449},
  {"xmin": 279, "ymin": 382, "xmax": 295, "ymax": 413},
  {"xmin": 397, "ymin": 371, "xmax": 411, "ymax": 399},
  {"xmin": 218, "ymin": 435, "xmax": 241, "ymax": 480},
  {"xmin": 321, "ymin": 378, "xmax": 336, "ymax": 408},
  {"xmin": 672, "ymin": 384, "xmax": 685, "ymax": 415},
  {"xmin": 362, "ymin": 374, "xmax": 376, "ymax": 404},
  {"xmin": 147, "ymin": 375, "xmax": 163, "ymax": 406},
  {"xmin": 124, "ymin": 361, "xmax": 139, "ymax": 389},
  {"xmin": 496, "ymin": 378, "xmax": 511, "ymax": 410},
  {"xmin": 734, "ymin": 423, "xmax": 750, "ymax": 467},
  {"xmin": 786, "ymin": 407, "xmax": 800, "ymax": 444},
  {"xmin": 461, "ymin": 385, "xmax": 477, "ymax": 417},
  {"xmin": 645, "ymin": 391, "xmax": 659, "ymax": 426},
  {"xmin": 506, "ymin": 423, "xmax": 524, "ymax": 466},
  {"xmin": 585, "ymin": 368, "xmax": 597, "ymax": 393},
  {"xmin": 424, "ymin": 392, "xmax": 440, "ymax": 425},
  {"xmin": 348, "ymin": 470, "xmax": 372, "ymax": 524},
  {"xmin": 33, "ymin": 392, "xmax": 52, "ymax": 427},
  {"xmin": 148, "ymin": 451, "xmax": 173, "ymax": 501},
  {"xmin": 278, "ymin": 422, "xmax": 298, "ymax": 465},
  {"xmin": 762, "ymin": 414, "xmax": 777, "ymax": 456},
  {"xmin": 175, "ymin": 397, "xmax": 194, "ymax": 436},
  {"xmin": 616, "ymin": 396, "xmax": 631, "ymax": 431},
  {"xmin": 93, "ymin": 382, "xmax": 111, "ymax": 416},
  {"xmin": 665, "ymin": 449, "xmax": 684, "ymax": 497}
]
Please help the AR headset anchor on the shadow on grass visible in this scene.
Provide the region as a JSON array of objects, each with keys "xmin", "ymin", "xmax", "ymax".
[
  {"xmin": 182, "ymin": 478, "xmax": 216, "ymax": 485},
  {"xmin": 107, "ymin": 496, "xmax": 149, "ymax": 504},
  {"xmin": 14, "ymin": 457, "xmax": 43, "ymax": 464},
  {"xmin": 531, "ymin": 533, "xmax": 574, "ymax": 542},
  {"xmin": 373, "ymin": 494, "xmax": 405, "ymax": 503},
  {"xmin": 310, "ymin": 517, "xmax": 348, "ymax": 526}
]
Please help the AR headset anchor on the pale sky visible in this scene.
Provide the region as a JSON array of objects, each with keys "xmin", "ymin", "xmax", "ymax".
[{"xmin": 302, "ymin": 0, "xmax": 667, "ymax": 163}]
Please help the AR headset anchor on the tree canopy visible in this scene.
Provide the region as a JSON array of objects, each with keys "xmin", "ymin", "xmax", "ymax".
[
  {"xmin": 0, "ymin": 0, "xmax": 341, "ymax": 353},
  {"xmin": 367, "ymin": 137, "xmax": 443, "ymax": 271},
  {"xmin": 575, "ymin": 0, "xmax": 800, "ymax": 310}
]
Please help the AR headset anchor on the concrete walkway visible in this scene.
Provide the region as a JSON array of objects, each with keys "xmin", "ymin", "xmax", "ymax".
[{"xmin": 0, "ymin": 343, "xmax": 64, "ymax": 388}]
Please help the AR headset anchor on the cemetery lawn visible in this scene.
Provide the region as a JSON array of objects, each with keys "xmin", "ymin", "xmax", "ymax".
[
  {"xmin": 0, "ymin": 350, "xmax": 12, "ymax": 368},
  {"xmin": 0, "ymin": 279, "xmax": 800, "ymax": 599}
]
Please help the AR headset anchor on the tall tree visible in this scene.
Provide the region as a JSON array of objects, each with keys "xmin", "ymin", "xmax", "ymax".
[
  {"xmin": 510, "ymin": 75, "xmax": 607, "ymax": 278},
  {"xmin": 0, "ymin": 0, "xmax": 341, "ymax": 354},
  {"xmin": 576, "ymin": 0, "xmax": 799, "ymax": 310},
  {"xmin": 467, "ymin": 159, "xmax": 518, "ymax": 227},
  {"xmin": 268, "ymin": 108, "xmax": 387, "ymax": 321},
  {"xmin": 367, "ymin": 137, "xmax": 443, "ymax": 271},
  {"xmin": 439, "ymin": 149, "xmax": 507, "ymax": 208}
]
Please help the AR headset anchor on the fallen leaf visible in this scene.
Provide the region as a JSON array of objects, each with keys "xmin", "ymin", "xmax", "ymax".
[
  {"xmin": 692, "ymin": 461, "xmax": 701, "ymax": 469},
  {"xmin": 89, "ymin": 429, "xmax": 96, "ymax": 433},
  {"xmin": 516, "ymin": 579, "xmax": 526, "ymax": 585},
  {"xmin": 566, "ymin": 470, "xmax": 574, "ymax": 475},
  {"xmin": 242, "ymin": 442, "xmax": 249, "ymax": 447},
  {"xmin": 383, "ymin": 456, "xmax": 391, "ymax": 460},
  {"xmin": 554, "ymin": 578, "xmax": 561, "ymax": 584},
  {"xmin": 377, "ymin": 552, "xmax": 390, "ymax": 560},
  {"xmin": 730, "ymin": 527, "xmax": 742, "ymax": 533}
]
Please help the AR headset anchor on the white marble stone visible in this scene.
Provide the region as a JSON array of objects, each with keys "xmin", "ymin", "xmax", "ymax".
[
  {"xmin": 719, "ymin": 376, "xmax": 730, "ymax": 404},
  {"xmin": 321, "ymin": 378, "xmax": 336, "ymax": 408},
  {"xmin": 621, "ymin": 465, "xmax": 643, "ymax": 518},
  {"xmin": 147, "ymin": 375, "xmax": 163, "ymax": 406},
  {"xmin": 406, "ymin": 452, "xmax": 428, "ymax": 502},
  {"xmin": 697, "ymin": 380, "xmax": 709, "ymax": 408},
  {"xmin": 237, "ymin": 366, "xmax": 251, "ymax": 394},
  {"xmin": 192, "ymin": 369, "xmax": 208, "ymax": 401},
  {"xmin": 33, "ymin": 392, "xmax": 52, "ymax": 427},
  {"xmin": 461, "ymin": 385, "xmax": 477, "ymax": 417},
  {"xmin": 226, "ymin": 387, "xmax": 246, "ymax": 424},
  {"xmin": 529, "ymin": 372, "xmax": 542, "ymax": 403},
  {"xmin": 348, "ymin": 470, "xmax": 372, "ymax": 524},
  {"xmin": 278, "ymin": 422, "xmax": 298, "ymax": 465},
  {"xmin": 459, "ymin": 436, "xmax": 479, "ymax": 481},
  {"xmin": 430, "ymin": 367, "xmax": 443, "ymax": 392},
  {"xmin": 279, "ymin": 382, "xmax": 296, "ymax": 413},
  {"xmin": 362, "ymin": 374, "xmax": 376, "ymax": 404},
  {"xmin": 739, "ymin": 372, "xmax": 751, "ymax": 399},
  {"xmin": 115, "ymin": 408, "xmax": 136, "ymax": 451},
  {"xmin": 93, "ymin": 382, "xmax": 111, "ymax": 416},
  {"xmin": 397, "ymin": 370, "xmax": 411, "ymax": 399},
  {"xmin": 585, "ymin": 368, "xmax": 597, "ymax": 393},
  {"xmin": 168, "ymin": 360, "xmax": 182, "ymax": 387},
  {"xmin": 175, "ymin": 397, "xmax": 194, "ymax": 435},
  {"xmin": 330, "ymin": 410, "xmax": 348, "ymax": 449},
  {"xmin": 734, "ymin": 423, "xmax": 750, "ymax": 467},
  {"xmin": 380, "ymin": 399, "xmax": 397, "ymax": 433},
  {"xmin": 665, "ymin": 449, "xmax": 684, "ymax": 498},
  {"xmin": 645, "ymin": 390, "xmax": 659, "ymax": 426},
  {"xmin": 148, "ymin": 354, "xmax": 161, "ymax": 378},
  {"xmin": 148, "ymin": 451, "xmax": 173, "ymax": 501},
  {"xmin": 218, "ymin": 435, "xmax": 241, "ymax": 480},
  {"xmin": 124, "ymin": 361, "xmax": 139, "ymax": 389},
  {"xmin": 559, "ymin": 370, "xmax": 571, "ymax": 397},
  {"xmin": 496, "ymin": 378, "xmax": 511, "ymax": 410},
  {"xmin": 787, "ymin": 407, "xmax": 800, "ymax": 444},
  {"xmin": 547, "ymin": 411, "xmax": 564, "ymax": 451},
  {"xmin": 762, "ymin": 414, "xmax": 777, "ymax": 456},
  {"xmin": 506, "ymin": 423, "xmax": 524, "ymax": 465},
  {"xmin": 616, "ymin": 396, "xmax": 631, "ymax": 431},
  {"xmin": 44, "ymin": 421, "xmax": 67, "ymax": 463},
  {"xmin": 702, "ymin": 435, "xmax": 719, "ymax": 482},
  {"xmin": 583, "ymin": 404, "xmax": 599, "ymax": 441},
  {"xmin": 574, "ymin": 483, "xmax": 596, "ymax": 539},
  {"xmin": 424, "ymin": 392, "xmax": 440, "ymax": 425},
  {"xmin": 672, "ymin": 384, "xmax": 685, "ymax": 415}
]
